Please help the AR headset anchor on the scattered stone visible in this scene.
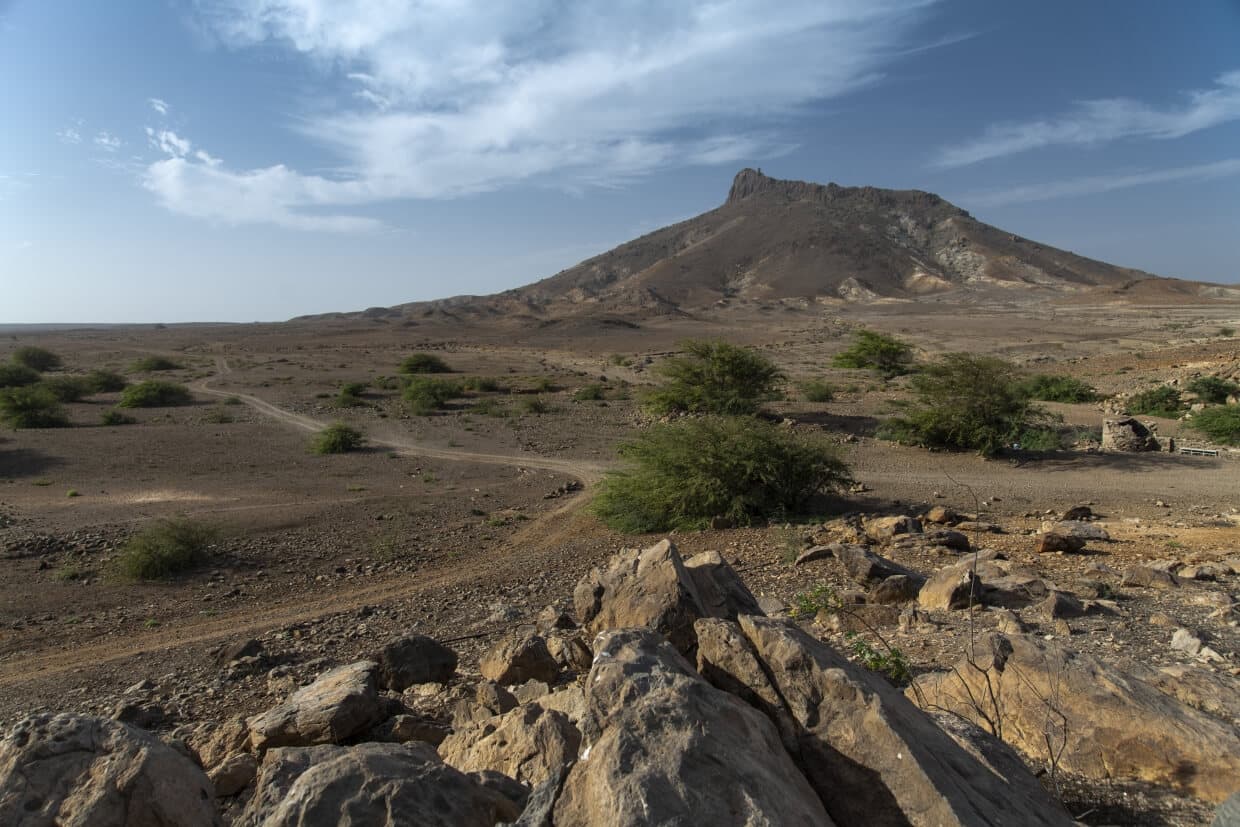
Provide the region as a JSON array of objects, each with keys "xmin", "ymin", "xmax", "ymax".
[
  {"xmin": 925, "ymin": 505, "xmax": 961, "ymax": 525},
  {"xmin": 1044, "ymin": 520, "xmax": 1110, "ymax": 541},
  {"xmin": 1062, "ymin": 505, "xmax": 1094, "ymax": 521},
  {"xmin": 1035, "ymin": 590, "xmax": 1086, "ymax": 621},
  {"xmin": 248, "ymin": 661, "xmax": 384, "ymax": 752},
  {"xmin": 1122, "ymin": 566, "xmax": 1181, "ymax": 590},
  {"xmin": 864, "ymin": 514, "xmax": 922, "ymax": 541},
  {"xmin": 836, "ymin": 544, "xmax": 923, "ymax": 586},
  {"xmin": 1036, "ymin": 532, "xmax": 1087, "ymax": 554},
  {"xmin": 868, "ymin": 574, "xmax": 922, "ymax": 605},
  {"xmin": 793, "ymin": 544, "xmax": 834, "ymax": 566},
  {"xmin": 479, "ymin": 633, "xmax": 560, "ymax": 686},
  {"xmin": 1171, "ymin": 628, "xmax": 1204, "ymax": 657}
]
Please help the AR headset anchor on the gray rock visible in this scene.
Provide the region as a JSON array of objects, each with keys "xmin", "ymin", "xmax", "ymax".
[
  {"xmin": 248, "ymin": 661, "xmax": 384, "ymax": 751},
  {"xmin": 479, "ymin": 633, "xmax": 560, "ymax": 686},
  {"xmin": 1102, "ymin": 417, "xmax": 1160, "ymax": 451},
  {"xmin": 372, "ymin": 635, "xmax": 457, "ymax": 691}
]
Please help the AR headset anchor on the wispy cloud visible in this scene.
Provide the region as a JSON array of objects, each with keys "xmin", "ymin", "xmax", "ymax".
[
  {"xmin": 94, "ymin": 131, "xmax": 122, "ymax": 151},
  {"xmin": 57, "ymin": 127, "xmax": 82, "ymax": 144},
  {"xmin": 937, "ymin": 70, "xmax": 1240, "ymax": 168},
  {"xmin": 148, "ymin": 98, "xmax": 169, "ymax": 116},
  {"xmin": 143, "ymin": 0, "xmax": 941, "ymax": 231},
  {"xmin": 960, "ymin": 158, "xmax": 1240, "ymax": 207}
]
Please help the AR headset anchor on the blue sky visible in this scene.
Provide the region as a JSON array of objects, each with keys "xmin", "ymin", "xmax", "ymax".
[{"xmin": 2, "ymin": 0, "xmax": 1238, "ymax": 323}]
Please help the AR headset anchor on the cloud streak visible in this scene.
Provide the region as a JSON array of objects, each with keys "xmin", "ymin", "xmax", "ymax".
[
  {"xmin": 142, "ymin": 0, "xmax": 939, "ymax": 230},
  {"xmin": 94, "ymin": 131, "xmax": 122, "ymax": 151},
  {"xmin": 937, "ymin": 71, "xmax": 1240, "ymax": 168},
  {"xmin": 960, "ymin": 158, "xmax": 1240, "ymax": 208},
  {"xmin": 149, "ymin": 98, "xmax": 169, "ymax": 115}
]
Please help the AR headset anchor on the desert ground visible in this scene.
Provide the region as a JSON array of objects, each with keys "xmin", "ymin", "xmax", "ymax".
[{"xmin": 1, "ymin": 298, "xmax": 1238, "ymax": 825}]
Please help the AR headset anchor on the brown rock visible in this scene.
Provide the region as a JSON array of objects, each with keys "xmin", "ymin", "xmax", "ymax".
[
  {"xmin": 479, "ymin": 633, "xmax": 560, "ymax": 686},
  {"xmin": 836, "ymin": 544, "xmax": 923, "ymax": 586},
  {"xmin": 1034, "ymin": 590, "xmax": 1086, "ymax": 620},
  {"xmin": 371, "ymin": 635, "xmax": 457, "ymax": 691},
  {"xmin": 864, "ymin": 514, "xmax": 922, "ymax": 541},
  {"xmin": 1122, "ymin": 566, "xmax": 1180, "ymax": 589},
  {"xmin": 545, "ymin": 633, "xmax": 593, "ymax": 673},
  {"xmin": 440, "ymin": 703, "xmax": 581, "ymax": 787},
  {"xmin": 868, "ymin": 574, "xmax": 922, "ymax": 605},
  {"xmin": 248, "ymin": 661, "xmax": 384, "ymax": 752},
  {"xmin": 793, "ymin": 544, "xmax": 834, "ymax": 565},
  {"xmin": 452, "ymin": 681, "xmax": 518, "ymax": 729},
  {"xmin": 925, "ymin": 505, "xmax": 962, "ymax": 525},
  {"xmin": 682, "ymin": 550, "xmax": 764, "ymax": 619},
  {"xmin": 209, "ymin": 752, "xmax": 258, "ymax": 797},
  {"xmin": 1102, "ymin": 417, "xmax": 1160, "ymax": 451},
  {"xmin": 1035, "ymin": 533, "xmax": 1087, "ymax": 554},
  {"xmin": 366, "ymin": 714, "xmax": 449, "ymax": 746}
]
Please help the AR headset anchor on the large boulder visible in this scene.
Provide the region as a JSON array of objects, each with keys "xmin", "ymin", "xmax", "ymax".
[
  {"xmin": 440, "ymin": 703, "xmax": 581, "ymax": 786},
  {"xmin": 242, "ymin": 742, "xmax": 518, "ymax": 827},
  {"xmin": 864, "ymin": 515, "xmax": 922, "ymax": 542},
  {"xmin": 479, "ymin": 633, "xmax": 560, "ymax": 686},
  {"xmin": 0, "ymin": 713, "xmax": 218, "ymax": 826},
  {"xmin": 682, "ymin": 550, "xmax": 764, "ymax": 619},
  {"xmin": 1102, "ymin": 417, "xmax": 1160, "ymax": 451},
  {"xmin": 910, "ymin": 632, "xmax": 1240, "ymax": 803},
  {"xmin": 918, "ymin": 552, "xmax": 1052, "ymax": 611},
  {"xmin": 698, "ymin": 616, "xmax": 1073, "ymax": 827},
  {"xmin": 552, "ymin": 628, "xmax": 833, "ymax": 826},
  {"xmin": 249, "ymin": 661, "xmax": 385, "ymax": 752},
  {"xmin": 372, "ymin": 634, "xmax": 457, "ymax": 690}
]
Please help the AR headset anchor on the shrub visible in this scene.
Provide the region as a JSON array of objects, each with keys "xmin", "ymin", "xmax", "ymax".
[
  {"xmin": 337, "ymin": 381, "xmax": 368, "ymax": 407},
  {"xmin": 0, "ymin": 363, "xmax": 41, "ymax": 388},
  {"xmin": 1189, "ymin": 406, "xmax": 1240, "ymax": 445},
  {"xmin": 876, "ymin": 353, "xmax": 1048, "ymax": 457},
  {"xmin": 831, "ymin": 330, "xmax": 913, "ymax": 378},
  {"xmin": 1126, "ymin": 386, "xmax": 1183, "ymax": 418},
  {"xmin": 115, "ymin": 519, "xmax": 216, "ymax": 580},
  {"xmin": 1186, "ymin": 376, "xmax": 1240, "ymax": 405},
  {"xmin": 1020, "ymin": 374, "xmax": 1098, "ymax": 403},
  {"xmin": 11, "ymin": 346, "xmax": 62, "ymax": 372},
  {"xmin": 312, "ymin": 421, "xmax": 366, "ymax": 454},
  {"xmin": 404, "ymin": 377, "xmax": 461, "ymax": 415},
  {"xmin": 643, "ymin": 340, "xmax": 784, "ymax": 416},
  {"xmin": 592, "ymin": 416, "xmax": 852, "ymax": 532},
  {"xmin": 472, "ymin": 398, "xmax": 508, "ymax": 417},
  {"xmin": 203, "ymin": 407, "xmax": 234, "ymax": 424},
  {"xmin": 0, "ymin": 386, "xmax": 69, "ymax": 428},
  {"xmin": 461, "ymin": 376, "xmax": 503, "ymax": 393},
  {"xmin": 130, "ymin": 356, "xmax": 182, "ymax": 372},
  {"xmin": 573, "ymin": 383, "xmax": 606, "ymax": 402},
  {"xmin": 119, "ymin": 380, "xmax": 192, "ymax": 408},
  {"xmin": 399, "ymin": 353, "xmax": 451, "ymax": 374},
  {"xmin": 101, "ymin": 409, "xmax": 136, "ymax": 426},
  {"xmin": 800, "ymin": 379, "xmax": 835, "ymax": 403},
  {"xmin": 86, "ymin": 369, "xmax": 127, "ymax": 393},
  {"xmin": 520, "ymin": 396, "xmax": 550, "ymax": 415},
  {"xmin": 1219, "ymin": 327, "xmax": 1235, "ymax": 338},
  {"xmin": 40, "ymin": 375, "xmax": 94, "ymax": 402}
]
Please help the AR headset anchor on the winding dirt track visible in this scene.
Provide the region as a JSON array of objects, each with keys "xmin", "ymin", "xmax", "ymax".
[{"xmin": 0, "ymin": 362, "xmax": 609, "ymax": 689}]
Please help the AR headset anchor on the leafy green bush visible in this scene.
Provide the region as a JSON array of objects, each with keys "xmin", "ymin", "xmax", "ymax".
[
  {"xmin": 119, "ymin": 380, "xmax": 192, "ymax": 408},
  {"xmin": 404, "ymin": 376, "xmax": 461, "ymax": 415},
  {"xmin": 11, "ymin": 346, "xmax": 62, "ymax": 372},
  {"xmin": 312, "ymin": 421, "xmax": 365, "ymax": 454},
  {"xmin": 1186, "ymin": 376, "xmax": 1240, "ymax": 405},
  {"xmin": 337, "ymin": 381, "xmax": 367, "ymax": 407},
  {"xmin": 876, "ymin": 353, "xmax": 1048, "ymax": 457},
  {"xmin": 1188, "ymin": 406, "xmax": 1240, "ymax": 445},
  {"xmin": 1020, "ymin": 374, "xmax": 1097, "ymax": 403},
  {"xmin": 643, "ymin": 340, "xmax": 784, "ymax": 416},
  {"xmin": 40, "ymin": 376, "xmax": 94, "ymax": 402},
  {"xmin": 86, "ymin": 369, "xmax": 127, "ymax": 393},
  {"xmin": 831, "ymin": 330, "xmax": 913, "ymax": 378},
  {"xmin": 461, "ymin": 376, "xmax": 503, "ymax": 393},
  {"xmin": 1126, "ymin": 386, "xmax": 1183, "ymax": 418},
  {"xmin": 0, "ymin": 363, "xmax": 41, "ymax": 388},
  {"xmin": 399, "ymin": 353, "xmax": 452, "ymax": 374},
  {"xmin": 592, "ymin": 416, "xmax": 851, "ymax": 532},
  {"xmin": 130, "ymin": 356, "xmax": 182, "ymax": 372},
  {"xmin": 800, "ymin": 379, "xmax": 835, "ymax": 403},
  {"xmin": 116, "ymin": 519, "xmax": 216, "ymax": 580},
  {"xmin": 573, "ymin": 383, "xmax": 606, "ymax": 401},
  {"xmin": 101, "ymin": 409, "xmax": 137, "ymax": 426},
  {"xmin": 0, "ymin": 386, "xmax": 69, "ymax": 428}
]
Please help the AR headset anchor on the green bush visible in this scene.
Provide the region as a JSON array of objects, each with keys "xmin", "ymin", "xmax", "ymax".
[
  {"xmin": 119, "ymin": 380, "xmax": 192, "ymax": 408},
  {"xmin": 11, "ymin": 346, "xmax": 62, "ymax": 372},
  {"xmin": 40, "ymin": 376, "xmax": 94, "ymax": 402},
  {"xmin": 0, "ymin": 363, "xmax": 41, "ymax": 388},
  {"xmin": 404, "ymin": 377, "xmax": 461, "ymax": 415},
  {"xmin": 521, "ymin": 396, "xmax": 551, "ymax": 415},
  {"xmin": 1219, "ymin": 327, "xmax": 1235, "ymax": 338},
  {"xmin": 573, "ymin": 383, "xmax": 606, "ymax": 402},
  {"xmin": 101, "ymin": 409, "xmax": 137, "ymax": 426},
  {"xmin": 800, "ymin": 379, "xmax": 835, "ymax": 403},
  {"xmin": 337, "ymin": 381, "xmax": 367, "ymax": 407},
  {"xmin": 86, "ymin": 369, "xmax": 127, "ymax": 393},
  {"xmin": 643, "ymin": 340, "xmax": 784, "ymax": 416},
  {"xmin": 1020, "ymin": 374, "xmax": 1097, "ymax": 403},
  {"xmin": 876, "ymin": 353, "xmax": 1048, "ymax": 457},
  {"xmin": 1186, "ymin": 376, "xmax": 1240, "ymax": 405},
  {"xmin": 130, "ymin": 356, "xmax": 182, "ymax": 372},
  {"xmin": 461, "ymin": 376, "xmax": 503, "ymax": 393},
  {"xmin": 1188, "ymin": 406, "xmax": 1240, "ymax": 445},
  {"xmin": 0, "ymin": 386, "xmax": 70, "ymax": 428},
  {"xmin": 116, "ymin": 519, "xmax": 216, "ymax": 580},
  {"xmin": 472, "ymin": 398, "xmax": 508, "ymax": 417},
  {"xmin": 592, "ymin": 416, "xmax": 852, "ymax": 532},
  {"xmin": 831, "ymin": 330, "xmax": 913, "ymax": 379},
  {"xmin": 312, "ymin": 421, "xmax": 365, "ymax": 454},
  {"xmin": 399, "ymin": 353, "xmax": 452, "ymax": 374},
  {"xmin": 1126, "ymin": 386, "xmax": 1183, "ymax": 418}
]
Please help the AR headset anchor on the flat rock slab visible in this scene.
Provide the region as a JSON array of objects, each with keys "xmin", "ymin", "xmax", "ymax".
[{"xmin": 249, "ymin": 661, "xmax": 384, "ymax": 751}]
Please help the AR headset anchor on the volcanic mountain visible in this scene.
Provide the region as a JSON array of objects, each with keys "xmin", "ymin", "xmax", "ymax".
[{"xmin": 338, "ymin": 169, "xmax": 1234, "ymax": 324}]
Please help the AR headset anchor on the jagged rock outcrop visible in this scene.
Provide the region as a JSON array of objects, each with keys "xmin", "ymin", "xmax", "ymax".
[
  {"xmin": 248, "ymin": 661, "xmax": 385, "ymax": 751},
  {"xmin": 440, "ymin": 703, "xmax": 581, "ymax": 787},
  {"xmin": 1102, "ymin": 417, "xmax": 1161, "ymax": 451}
]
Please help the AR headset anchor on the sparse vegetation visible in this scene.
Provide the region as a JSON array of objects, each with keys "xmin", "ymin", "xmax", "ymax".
[
  {"xmin": 0, "ymin": 363, "xmax": 41, "ymax": 388},
  {"xmin": 472, "ymin": 397, "xmax": 509, "ymax": 417},
  {"xmin": 100, "ymin": 408, "xmax": 137, "ymax": 426},
  {"xmin": 573, "ymin": 383, "xmax": 606, "ymax": 401},
  {"xmin": 119, "ymin": 380, "xmax": 192, "ymax": 408},
  {"xmin": 399, "ymin": 353, "xmax": 452, "ymax": 374},
  {"xmin": 846, "ymin": 632, "xmax": 912, "ymax": 684},
  {"xmin": 312, "ymin": 421, "xmax": 365, "ymax": 454},
  {"xmin": 1219, "ymin": 327, "xmax": 1236, "ymax": 338},
  {"xmin": 86, "ymin": 369, "xmax": 127, "ymax": 393},
  {"xmin": 336, "ymin": 381, "xmax": 368, "ymax": 407},
  {"xmin": 130, "ymin": 356, "xmax": 182, "ymax": 372},
  {"xmin": 203, "ymin": 407, "xmax": 235, "ymax": 424},
  {"xmin": 877, "ymin": 353, "xmax": 1049, "ymax": 457},
  {"xmin": 0, "ymin": 385, "xmax": 70, "ymax": 428},
  {"xmin": 643, "ymin": 339, "xmax": 784, "ymax": 416},
  {"xmin": 1188, "ymin": 406, "xmax": 1240, "ymax": 445},
  {"xmin": 404, "ymin": 376, "xmax": 462, "ymax": 415},
  {"xmin": 1126, "ymin": 385, "xmax": 1183, "ymax": 418},
  {"xmin": 592, "ymin": 415, "xmax": 851, "ymax": 532},
  {"xmin": 40, "ymin": 375, "xmax": 94, "ymax": 402},
  {"xmin": 11, "ymin": 346, "xmax": 62, "ymax": 372},
  {"xmin": 1020, "ymin": 374, "xmax": 1098, "ymax": 403},
  {"xmin": 832, "ymin": 329, "xmax": 914, "ymax": 379},
  {"xmin": 1185, "ymin": 376, "xmax": 1240, "ymax": 405},
  {"xmin": 799, "ymin": 379, "xmax": 835, "ymax": 403},
  {"xmin": 520, "ymin": 396, "xmax": 550, "ymax": 415},
  {"xmin": 461, "ymin": 376, "xmax": 503, "ymax": 393},
  {"xmin": 115, "ymin": 518, "xmax": 216, "ymax": 580}
]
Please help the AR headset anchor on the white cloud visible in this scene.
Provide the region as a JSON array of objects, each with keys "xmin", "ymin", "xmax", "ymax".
[
  {"xmin": 57, "ymin": 127, "xmax": 82, "ymax": 144},
  {"xmin": 144, "ymin": 0, "xmax": 939, "ymax": 230},
  {"xmin": 937, "ymin": 70, "xmax": 1240, "ymax": 168},
  {"xmin": 960, "ymin": 158, "xmax": 1240, "ymax": 208},
  {"xmin": 94, "ymin": 131, "xmax": 123, "ymax": 151},
  {"xmin": 146, "ymin": 127, "xmax": 193, "ymax": 157},
  {"xmin": 149, "ymin": 97, "xmax": 170, "ymax": 115}
]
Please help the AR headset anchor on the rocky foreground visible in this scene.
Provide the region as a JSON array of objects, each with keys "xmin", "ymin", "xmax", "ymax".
[{"xmin": 2, "ymin": 535, "xmax": 1238, "ymax": 826}]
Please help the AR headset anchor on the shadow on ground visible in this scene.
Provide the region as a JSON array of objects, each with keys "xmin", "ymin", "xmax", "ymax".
[
  {"xmin": 0, "ymin": 447, "xmax": 65, "ymax": 479},
  {"xmin": 1016, "ymin": 450, "xmax": 1223, "ymax": 474}
]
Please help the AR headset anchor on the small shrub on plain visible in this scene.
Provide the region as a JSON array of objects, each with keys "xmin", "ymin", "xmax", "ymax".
[
  {"xmin": 119, "ymin": 380, "xmax": 192, "ymax": 408},
  {"xmin": 399, "ymin": 353, "xmax": 452, "ymax": 374},
  {"xmin": 11, "ymin": 346, "xmax": 62, "ymax": 372},
  {"xmin": 312, "ymin": 421, "xmax": 366, "ymax": 454},
  {"xmin": 116, "ymin": 519, "xmax": 216, "ymax": 580}
]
